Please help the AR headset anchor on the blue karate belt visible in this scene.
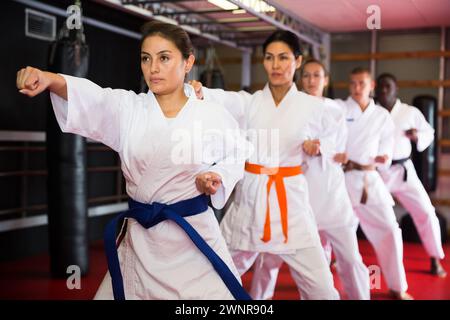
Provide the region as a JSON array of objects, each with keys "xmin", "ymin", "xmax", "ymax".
[
  {"xmin": 391, "ymin": 157, "xmax": 410, "ymax": 181},
  {"xmin": 104, "ymin": 194, "xmax": 251, "ymax": 300}
]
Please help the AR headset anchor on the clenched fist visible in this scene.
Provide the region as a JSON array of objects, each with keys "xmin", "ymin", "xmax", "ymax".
[
  {"xmin": 333, "ymin": 152, "xmax": 348, "ymax": 164},
  {"xmin": 374, "ymin": 154, "xmax": 389, "ymax": 164},
  {"xmin": 405, "ymin": 128, "xmax": 418, "ymax": 143},
  {"xmin": 17, "ymin": 66, "xmax": 51, "ymax": 97},
  {"xmin": 16, "ymin": 66, "xmax": 67, "ymax": 99},
  {"xmin": 302, "ymin": 139, "xmax": 321, "ymax": 156},
  {"xmin": 195, "ymin": 171, "xmax": 222, "ymax": 195}
]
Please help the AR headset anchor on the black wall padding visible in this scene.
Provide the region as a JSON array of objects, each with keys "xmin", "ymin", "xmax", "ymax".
[
  {"xmin": 47, "ymin": 26, "xmax": 89, "ymax": 277},
  {"xmin": 400, "ymin": 213, "xmax": 447, "ymax": 244},
  {"xmin": 411, "ymin": 95, "xmax": 438, "ymax": 192}
]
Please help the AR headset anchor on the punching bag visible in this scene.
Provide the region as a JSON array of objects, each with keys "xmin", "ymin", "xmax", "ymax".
[
  {"xmin": 411, "ymin": 95, "xmax": 438, "ymax": 192},
  {"xmin": 46, "ymin": 18, "xmax": 89, "ymax": 277},
  {"xmin": 200, "ymin": 47, "xmax": 225, "ymax": 89},
  {"xmin": 200, "ymin": 68, "xmax": 225, "ymax": 89},
  {"xmin": 325, "ymin": 81, "xmax": 335, "ymax": 99}
]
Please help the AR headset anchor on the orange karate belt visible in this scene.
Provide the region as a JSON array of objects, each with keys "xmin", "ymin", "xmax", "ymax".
[{"xmin": 245, "ymin": 162, "xmax": 303, "ymax": 243}]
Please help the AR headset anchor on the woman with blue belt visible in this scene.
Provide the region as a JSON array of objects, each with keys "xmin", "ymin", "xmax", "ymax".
[{"xmin": 16, "ymin": 21, "xmax": 250, "ymax": 300}]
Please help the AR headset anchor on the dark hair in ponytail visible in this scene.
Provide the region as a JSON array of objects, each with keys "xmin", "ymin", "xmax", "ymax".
[
  {"xmin": 263, "ymin": 30, "xmax": 302, "ymax": 58},
  {"xmin": 140, "ymin": 21, "xmax": 193, "ymax": 59}
]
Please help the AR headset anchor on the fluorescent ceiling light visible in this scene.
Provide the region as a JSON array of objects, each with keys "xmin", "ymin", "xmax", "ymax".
[
  {"xmin": 232, "ymin": 9, "xmax": 246, "ymax": 14},
  {"xmin": 208, "ymin": 0, "xmax": 275, "ymax": 13},
  {"xmin": 241, "ymin": 0, "xmax": 275, "ymax": 13},
  {"xmin": 207, "ymin": 0, "xmax": 238, "ymax": 10}
]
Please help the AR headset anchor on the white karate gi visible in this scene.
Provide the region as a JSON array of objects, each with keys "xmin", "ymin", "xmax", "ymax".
[
  {"xmin": 250, "ymin": 98, "xmax": 370, "ymax": 300},
  {"xmin": 203, "ymin": 84, "xmax": 340, "ymax": 300},
  {"xmin": 50, "ymin": 74, "xmax": 249, "ymax": 300},
  {"xmin": 336, "ymin": 97, "xmax": 408, "ymax": 293},
  {"xmin": 378, "ymin": 99, "xmax": 444, "ymax": 259}
]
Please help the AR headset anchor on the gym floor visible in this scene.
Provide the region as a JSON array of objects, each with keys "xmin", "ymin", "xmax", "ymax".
[{"xmin": 0, "ymin": 239, "xmax": 449, "ymax": 300}]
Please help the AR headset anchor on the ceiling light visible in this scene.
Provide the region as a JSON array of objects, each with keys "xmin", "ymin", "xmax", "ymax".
[{"xmin": 207, "ymin": 0, "xmax": 238, "ymax": 10}]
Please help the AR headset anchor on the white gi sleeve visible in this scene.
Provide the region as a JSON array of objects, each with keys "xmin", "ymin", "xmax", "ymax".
[
  {"xmin": 377, "ymin": 112, "xmax": 395, "ymax": 169},
  {"xmin": 303, "ymin": 102, "xmax": 339, "ymax": 169},
  {"xmin": 50, "ymin": 74, "xmax": 136, "ymax": 152},
  {"xmin": 411, "ymin": 107, "xmax": 435, "ymax": 152},
  {"xmin": 335, "ymin": 112, "xmax": 349, "ymax": 154},
  {"xmin": 205, "ymin": 104, "xmax": 252, "ymax": 209},
  {"xmin": 202, "ymin": 87, "xmax": 252, "ymax": 129}
]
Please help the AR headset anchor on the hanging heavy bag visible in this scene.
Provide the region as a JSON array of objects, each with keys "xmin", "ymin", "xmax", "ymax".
[
  {"xmin": 46, "ymin": 18, "xmax": 89, "ymax": 277},
  {"xmin": 411, "ymin": 95, "xmax": 438, "ymax": 192},
  {"xmin": 200, "ymin": 68, "xmax": 225, "ymax": 89},
  {"xmin": 199, "ymin": 47, "xmax": 225, "ymax": 89}
]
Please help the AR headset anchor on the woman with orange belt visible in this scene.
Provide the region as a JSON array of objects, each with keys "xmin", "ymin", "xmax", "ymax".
[
  {"xmin": 250, "ymin": 59, "xmax": 370, "ymax": 300},
  {"xmin": 191, "ymin": 30, "xmax": 339, "ymax": 299}
]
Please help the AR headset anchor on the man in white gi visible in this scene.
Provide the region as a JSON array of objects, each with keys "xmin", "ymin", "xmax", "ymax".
[
  {"xmin": 375, "ymin": 73, "xmax": 446, "ymax": 278},
  {"xmin": 336, "ymin": 67, "xmax": 413, "ymax": 300}
]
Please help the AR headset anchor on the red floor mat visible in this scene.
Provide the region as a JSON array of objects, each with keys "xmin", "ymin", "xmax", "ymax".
[{"xmin": 0, "ymin": 240, "xmax": 449, "ymax": 300}]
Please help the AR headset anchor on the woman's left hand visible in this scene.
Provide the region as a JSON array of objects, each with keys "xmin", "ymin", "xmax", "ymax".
[
  {"xmin": 405, "ymin": 128, "xmax": 418, "ymax": 143},
  {"xmin": 374, "ymin": 154, "xmax": 389, "ymax": 164},
  {"xmin": 195, "ymin": 171, "xmax": 222, "ymax": 195},
  {"xmin": 302, "ymin": 139, "xmax": 321, "ymax": 156},
  {"xmin": 333, "ymin": 152, "xmax": 348, "ymax": 164},
  {"xmin": 188, "ymin": 80, "xmax": 204, "ymax": 100}
]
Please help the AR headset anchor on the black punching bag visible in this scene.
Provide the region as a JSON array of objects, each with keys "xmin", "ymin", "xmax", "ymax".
[
  {"xmin": 200, "ymin": 47, "xmax": 225, "ymax": 89},
  {"xmin": 200, "ymin": 69, "xmax": 225, "ymax": 89},
  {"xmin": 46, "ymin": 20, "xmax": 89, "ymax": 277},
  {"xmin": 410, "ymin": 95, "xmax": 438, "ymax": 192}
]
